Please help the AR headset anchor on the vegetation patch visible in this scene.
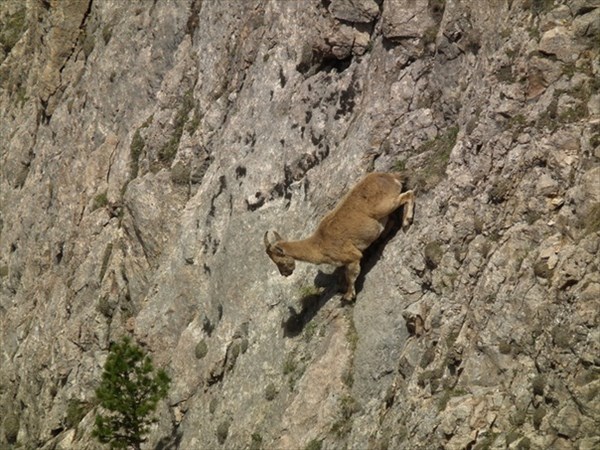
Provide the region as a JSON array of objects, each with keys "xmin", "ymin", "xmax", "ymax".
[
  {"xmin": 498, "ymin": 340, "xmax": 512, "ymax": 355},
  {"xmin": 157, "ymin": 89, "xmax": 195, "ymax": 168},
  {"xmin": 97, "ymin": 295, "xmax": 114, "ymax": 318},
  {"xmin": 209, "ymin": 398, "xmax": 218, "ymax": 415},
  {"xmin": 216, "ymin": 419, "xmax": 231, "ymax": 445},
  {"xmin": 303, "ymin": 321, "xmax": 318, "ymax": 342},
  {"xmin": 506, "ymin": 430, "xmax": 522, "ymax": 445},
  {"xmin": 0, "ymin": 7, "xmax": 26, "ymax": 55},
  {"xmin": 533, "ymin": 259, "xmax": 553, "ymax": 279},
  {"xmin": 536, "ymin": 95, "xmax": 559, "ymax": 132},
  {"xmin": 66, "ymin": 398, "xmax": 90, "ymax": 429},
  {"xmin": 495, "ymin": 65, "xmax": 515, "ymax": 83},
  {"xmin": 3, "ymin": 410, "xmax": 19, "ymax": 444},
  {"xmin": 346, "ymin": 314, "xmax": 359, "ymax": 352},
  {"xmin": 99, "ymin": 243, "xmax": 113, "ymax": 282},
  {"xmin": 419, "ymin": 346, "xmax": 436, "ymax": 368},
  {"xmin": 510, "ymin": 407, "xmax": 527, "ymax": 427},
  {"xmin": 250, "ymin": 432, "xmax": 263, "ymax": 450},
  {"xmin": 473, "ymin": 431, "xmax": 500, "ymax": 449},
  {"xmin": 422, "ymin": 24, "xmax": 440, "ymax": 48},
  {"xmin": 283, "ymin": 353, "xmax": 298, "ymax": 376},
  {"xmin": 82, "ymin": 31, "xmax": 95, "ymax": 58},
  {"xmin": 532, "ymin": 405, "xmax": 546, "ymax": 429},
  {"xmin": 282, "ymin": 351, "xmax": 306, "ymax": 391},
  {"xmin": 299, "ymin": 285, "xmax": 322, "ymax": 300},
  {"xmin": 92, "ymin": 191, "xmax": 108, "ymax": 211},
  {"xmin": 419, "ymin": 367, "xmax": 444, "ymax": 392},
  {"xmin": 130, "ymin": 129, "xmax": 145, "ymax": 179},
  {"xmin": 523, "ymin": 0, "xmax": 554, "ymax": 15},
  {"xmin": 424, "ymin": 241, "xmax": 443, "ymax": 269},
  {"xmin": 129, "ymin": 114, "xmax": 153, "ymax": 179},
  {"xmin": 304, "ymin": 438, "xmax": 323, "ymax": 450},
  {"xmin": 392, "ymin": 159, "xmax": 406, "ymax": 172},
  {"xmin": 102, "ymin": 25, "xmax": 112, "ymax": 45},
  {"xmin": 531, "ymin": 374, "xmax": 545, "ymax": 396},
  {"xmin": 195, "ymin": 339, "xmax": 208, "ymax": 359},
  {"xmin": 437, "ymin": 387, "xmax": 468, "ymax": 412},
  {"xmin": 559, "ymin": 104, "xmax": 588, "ymax": 123},
  {"xmin": 93, "ymin": 336, "xmax": 171, "ymax": 449},
  {"xmin": 331, "ymin": 395, "xmax": 360, "ymax": 437},
  {"xmin": 489, "ymin": 179, "xmax": 511, "ymax": 204},
  {"xmin": 428, "ymin": 0, "xmax": 446, "ymax": 22},
  {"xmin": 412, "ymin": 126, "xmax": 459, "ymax": 191},
  {"xmin": 264, "ymin": 383, "xmax": 278, "ymax": 401}
]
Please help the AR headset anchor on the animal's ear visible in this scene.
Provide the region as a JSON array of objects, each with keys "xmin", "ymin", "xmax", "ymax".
[{"xmin": 273, "ymin": 245, "xmax": 285, "ymax": 256}]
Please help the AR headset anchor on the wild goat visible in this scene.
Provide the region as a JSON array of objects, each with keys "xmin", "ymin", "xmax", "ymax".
[{"xmin": 264, "ymin": 172, "xmax": 415, "ymax": 301}]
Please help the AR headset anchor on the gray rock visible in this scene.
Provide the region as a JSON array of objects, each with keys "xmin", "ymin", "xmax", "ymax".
[
  {"xmin": 381, "ymin": 0, "xmax": 436, "ymax": 40},
  {"xmin": 329, "ymin": 0, "xmax": 380, "ymax": 23},
  {"xmin": 0, "ymin": 0, "xmax": 599, "ymax": 449},
  {"xmin": 538, "ymin": 26, "xmax": 582, "ymax": 62}
]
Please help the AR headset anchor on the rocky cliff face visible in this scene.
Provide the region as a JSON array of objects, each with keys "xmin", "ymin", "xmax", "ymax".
[{"xmin": 1, "ymin": 0, "xmax": 599, "ymax": 449}]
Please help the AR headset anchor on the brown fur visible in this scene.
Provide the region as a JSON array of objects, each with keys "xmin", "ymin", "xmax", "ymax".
[{"xmin": 265, "ymin": 172, "xmax": 415, "ymax": 301}]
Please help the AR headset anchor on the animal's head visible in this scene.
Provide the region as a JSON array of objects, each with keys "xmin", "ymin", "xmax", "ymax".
[{"xmin": 264, "ymin": 230, "xmax": 295, "ymax": 277}]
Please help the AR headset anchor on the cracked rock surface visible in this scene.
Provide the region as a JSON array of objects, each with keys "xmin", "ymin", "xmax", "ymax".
[{"xmin": 1, "ymin": 0, "xmax": 599, "ymax": 449}]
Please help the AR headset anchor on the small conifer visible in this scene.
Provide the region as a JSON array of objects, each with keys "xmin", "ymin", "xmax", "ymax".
[{"xmin": 93, "ymin": 336, "xmax": 171, "ymax": 449}]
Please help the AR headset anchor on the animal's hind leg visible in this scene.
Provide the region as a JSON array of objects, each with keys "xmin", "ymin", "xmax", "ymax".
[
  {"xmin": 373, "ymin": 190, "xmax": 415, "ymax": 228},
  {"xmin": 342, "ymin": 261, "xmax": 361, "ymax": 302},
  {"xmin": 400, "ymin": 190, "xmax": 415, "ymax": 228}
]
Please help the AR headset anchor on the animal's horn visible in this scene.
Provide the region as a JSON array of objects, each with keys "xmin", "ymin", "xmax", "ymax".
[
  {"xmin": 272, "ymin": 231, "xmax": 283, "ymax": 242},
  {"xmin": 264, "ymin": 231, "xmax": 272, "ymax": 248}
]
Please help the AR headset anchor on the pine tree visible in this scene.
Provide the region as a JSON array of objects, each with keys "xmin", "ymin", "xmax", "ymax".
[{"xmin": 93, "ymin": 336, "xmax": 171, "ymax": 449}]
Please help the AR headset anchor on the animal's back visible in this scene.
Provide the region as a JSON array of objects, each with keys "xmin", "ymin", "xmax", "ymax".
[
  {"xmin": 315, "ymin": 172, "xmax": 404, "ymax": 245},
  {"xmin": 335, "ymin": 172, "xmax": 404, "ymax": 216}
]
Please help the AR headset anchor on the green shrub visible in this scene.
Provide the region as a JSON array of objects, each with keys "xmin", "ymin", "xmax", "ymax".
[
  {"xmin": 102, "ymin": 25, "xmax": 112, "ymax": 45},
  {"xmin": 283, "ymin": 354, "xmax": 297, "ymax": 375},
  {"xmin": 93, "ymin": 336, "xmax": 171, "ymax": 450},
  {"xmin": 304, "ymin": 439, "xmax": 323, "ymax": 450},
  {"xmin": 250, "ymin": 432, "xmax": 263, "ymax": 450},
  {"xmin": 66, "ymin": 398, "xmax": 89, "ymax": 429},
  {"xmin": 264, "ymin": 383, "xmax": 278, "ymax": 401},
  {"xmin": 413, "ymin": 126, "xmax": 459, "ymax": 190},
  {"xmin": 157, "ymin": 90, "xmax": 195, "ymax": 167},
  {"xmin": 92, "ymin": 192, "xmax": 108, "ymax": 211},
  {"xmin": 195, "ymin": 340, "xmax": 208, "ymax": 359},
  {"xmin": 0, "ymin": 7, "xmax": 26, "ymax": 54},
  {"xmin": 130, "ymin": 129, "xmax": 145, "ymax": 179},
  {"xmin": 392, "ymin": 159, "xmax": 406, "ymax": 172}
]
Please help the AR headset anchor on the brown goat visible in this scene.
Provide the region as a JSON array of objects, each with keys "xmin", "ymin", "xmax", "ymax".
[{"xmin": 264, "ymin": 172, "xmax": 415, "ymax": 301}]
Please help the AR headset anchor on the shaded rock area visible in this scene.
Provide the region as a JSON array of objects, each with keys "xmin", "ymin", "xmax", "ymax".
[{"xmin": 1, "ymin": 0, "xmax": 599, "ymax": 449}]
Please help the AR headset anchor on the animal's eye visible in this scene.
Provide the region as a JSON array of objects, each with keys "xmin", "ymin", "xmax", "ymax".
[{"xmin": 274, "ymin": 246, "xmax": 285, "ymax": 256}]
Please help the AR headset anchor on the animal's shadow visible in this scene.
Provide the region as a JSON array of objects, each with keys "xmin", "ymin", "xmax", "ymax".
[{"xmin": 282, "ymin": 208, "xmax": 406, "ymax": 338}]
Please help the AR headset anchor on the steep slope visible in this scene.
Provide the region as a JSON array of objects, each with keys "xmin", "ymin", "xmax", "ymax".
[{"xmin": 1, "ymin": 0, "xmax": 599, "ymax": 449}]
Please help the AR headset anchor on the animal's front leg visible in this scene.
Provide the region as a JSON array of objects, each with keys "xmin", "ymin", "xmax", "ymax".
[
  {"xmin": 399, "ymin": 190, "xmax": 415, "ymax": 229},
  {"xmin": 343, "ymin": 261, "xmax": 361, "ymax": 302}
]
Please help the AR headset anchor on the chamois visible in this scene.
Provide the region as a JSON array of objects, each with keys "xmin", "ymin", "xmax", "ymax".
[{"xmin": 264, "ymin": 172, "xmax": 415, "ymax": 301}]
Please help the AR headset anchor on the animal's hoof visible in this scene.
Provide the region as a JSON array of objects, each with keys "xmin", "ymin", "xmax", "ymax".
[{"xmin": 341, "ymin": 294, "xmax": 356, "ymax": 304}]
